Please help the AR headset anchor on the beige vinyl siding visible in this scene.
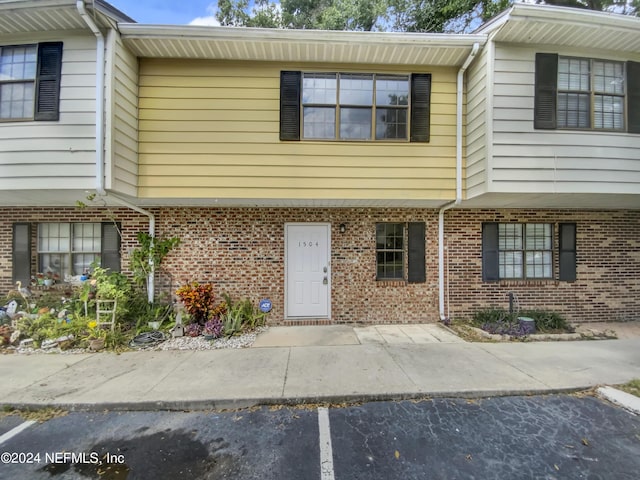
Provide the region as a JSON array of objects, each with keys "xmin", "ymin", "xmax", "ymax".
[
  {"xmin": 0, "ymin": 34, "xmax": 96, "ymax": 191},
  {"xmin": 491, "ymin": 44, "xmax": 640, "ymax": 195},
  {"xmin": 465, "ymin": 43, "xmax": 489, "ymax": 198},
  {"xmin": 138, "ymin": 59, "xmax": 458, "ymax": 202},
  {"xmin": 108, "ymin": 32, "xmax": 138, "ymax": 196}
]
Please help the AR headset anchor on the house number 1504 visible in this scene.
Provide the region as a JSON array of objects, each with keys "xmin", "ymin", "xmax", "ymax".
[{"xmin": 299, "ymin": 241, "xmax": 319, "ymax": 247}]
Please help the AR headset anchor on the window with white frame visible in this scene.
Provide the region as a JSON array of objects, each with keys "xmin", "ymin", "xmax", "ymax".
[
  {"xmin": 0, "ymin": 45, "xmax": 37, "ymax": 120},
  {"xmin": 38, "ymin": 223, "xmax": 101, "ymax": 277},
  {"xmin": 498, "ymin": 223, "xmax": 553, "ymax": 279}
]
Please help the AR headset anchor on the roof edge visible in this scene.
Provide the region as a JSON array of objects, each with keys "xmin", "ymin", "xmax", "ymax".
[
  {"xmin": 94, "ymin": 0, "xmax": 135, "ymax": 24},
  {"xmin": 119, "ymin": 23, "xmax": 487, "ymax": 48},
  {"xmin": 476, "ymin": 2, "xmax": 640, "ymax": 34}
]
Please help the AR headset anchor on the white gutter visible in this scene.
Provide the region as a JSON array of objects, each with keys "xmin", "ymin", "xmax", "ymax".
[
  {"xmin": 77, "ymin": 1, "xmax": 156, "ymax": 303},
  {"xmin": 438, "ymin": 42, "xmax": 480, "ymax": 322}
]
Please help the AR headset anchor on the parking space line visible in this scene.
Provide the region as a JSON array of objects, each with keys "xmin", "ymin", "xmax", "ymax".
[
  {"xmin": 0, "ymin": 421, "xmax": 36, "ymax": 446},
  {"xmin": 318, "ymin": 407, "xmax": 335, "ymax": 480}
]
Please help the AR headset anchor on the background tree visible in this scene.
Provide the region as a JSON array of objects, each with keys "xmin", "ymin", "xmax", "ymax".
[
  {"xmin": 216, "ymin": 0, "xmax": 282, "ymax": 27},
  {"xmin": 282, "ymin": 0, "xmax": 388, "ymax": 30},
  {"xmin": 214, "ymin": 0, "xmax": 637, "ymax": 32}
]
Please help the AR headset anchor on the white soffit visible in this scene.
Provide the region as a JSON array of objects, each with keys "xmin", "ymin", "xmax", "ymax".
[
  {"xmin": 479, "ymin": 3, "xmax": 640, "ymax": 54},
  {"xmin": 119, "ymin": 25, "xmax": 487, "ymax": 66},
  {"xmin": 0, "ymin": 3, "xmax": 84, "ymax": 34},
  {"xmin": 0, "ymin": 0, "xmax": 134, "ymax": 36}
]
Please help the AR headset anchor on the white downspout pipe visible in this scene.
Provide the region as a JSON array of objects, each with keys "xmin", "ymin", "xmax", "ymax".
[
  {"xmin": 110, "ymin": 196, "xmax": 156, "ymax": 304},
  {"xmin": 76, "ymin": 0, "xmax": 105, "ymax": 196},
  {"xmin": 77, "ymin": 1, "xmax": 156, "ymax": 303},
  {"xmin": 438, "ymin": 42, "xmax": 480, "ymax": 321}
]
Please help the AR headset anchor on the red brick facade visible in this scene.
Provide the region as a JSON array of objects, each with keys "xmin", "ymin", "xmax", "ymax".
[
  {"xmin": 155, "ymin": 207, "xmax": 439, "ymax": 325},
  {"xmin": 0, "ymin": 207, "xmax": 149, "ymax": 294},
  {"xmin": 2, "ymin": 206, "xmax": 638, "ymax": 325},
  {"xmin": 444, "ymin": 209, "xmax": 640, "ymax": 323}
]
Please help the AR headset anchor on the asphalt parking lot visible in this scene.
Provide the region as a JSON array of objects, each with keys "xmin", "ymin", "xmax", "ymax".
[{"xmin": 1, "ymin": 394, "xmax": 638, "ymax": 479}]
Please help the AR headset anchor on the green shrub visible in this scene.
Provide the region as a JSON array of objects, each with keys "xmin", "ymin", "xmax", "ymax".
[
  {"xmin": 471, "ymin": 307, "xmax": 516, "ymax": 326},
  {"xmin": 19, "ymin": 313, "xmax": 93, "ymax": 348},
  {"xmin": 470, "ymin": 307, "xmax": 571, "ymax": 334},
  {"xmin": 220, "ymin": 294, "xmax": 268, "ymax": 336},
  {"xmin": 103, "ymin": 326, "xmax": 132, "ymax": 351},
  {"xmin": 520, "ymin": 309, "xmax": 571, "ymax": 332},
  {"xmin": 125, "ymin": 296, "xmax": 174, "ymax": 333},
  {"xmin": 76, "ymin": 264, "xmax": 132, "ymax": 320}
]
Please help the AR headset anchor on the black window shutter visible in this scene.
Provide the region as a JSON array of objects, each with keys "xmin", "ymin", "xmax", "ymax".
[
  {"xmin": 101, "ymin": 223, "xmax": 121, "ymax": 273},
  {"xmin": 13, "ymin": 223, "xmax": 31, "ymax": 285},
  {"xmin": 627, "ymin": 61, "xmax": 640, "ymax": 134},
  {"xmin": 408, "ymin": 222, "xmax": 426, "ymax": 283},
  {"xmin": 280, "ymin": 71, "xmax": 301, "ymax": 141},
  {"xmin": 410, "ymin": 73, "xmax": 431, "ymax": 142},
  {"xmin": 534, "ymin": 53, "xmax": 558, "ymax": 130},
  {"xmin": 34, "ymin": 42, "xmax": 63, "ymax": 121},
  {"xmin": 482, "ymin": 223, "xmax": 500, "ymax": 282},
  {"xmin": 559, "ymin": 223, "xmax": 577, "ymax": 282}
]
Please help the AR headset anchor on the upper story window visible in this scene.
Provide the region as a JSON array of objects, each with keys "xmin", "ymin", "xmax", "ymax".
[
  {"xmin": 0, "ymin": 45, "xmax": 37, "ymax": 120},
  {"xmin": 557, "ymin": 57, "xmax": 625, "ymax": 130},
  {"xmin": 535, "ymin": 53, "xmax": 640, "ymax": 134},
  {"xmin": 280, "ymin": 71, "xmax": 432, "ymax": 143},
  {"xmin": 0, "ymin": 42, "xmax": 63, "ymax": 122},
  {"xmin": 302, "ymin": 73, "xmax": 409, "ymax": 140}
]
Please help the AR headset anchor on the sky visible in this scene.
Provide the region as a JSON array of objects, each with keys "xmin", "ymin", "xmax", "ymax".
[{"xmin": 106, "ymin": 0, "xmax": 222, "ymax": 25}]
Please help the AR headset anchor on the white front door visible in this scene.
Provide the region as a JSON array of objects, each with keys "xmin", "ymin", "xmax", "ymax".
[{"xmin": 285, "ymin": 223, "xmax": 330, "ymax": 318}]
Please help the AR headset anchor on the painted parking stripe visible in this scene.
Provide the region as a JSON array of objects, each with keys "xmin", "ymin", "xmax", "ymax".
[
  {"xmin": 318, "ymin": 407, "xmax": 335, "ymax": 480},
  {"xmin": 0, "ymin": 421, "xmax": 36, "ymax": 446}
]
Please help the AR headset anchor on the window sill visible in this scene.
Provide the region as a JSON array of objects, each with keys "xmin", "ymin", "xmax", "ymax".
[
  {"xmin": 299, "ymin": 138, "xmax": 410, "ymax": 143},
  {"xmin": 498, "ymin": 279, "xmax": 560, "ymax": 287},
  {"xmin": 376, "ymin": 280, "xmax": 407, "ymax": 287}
]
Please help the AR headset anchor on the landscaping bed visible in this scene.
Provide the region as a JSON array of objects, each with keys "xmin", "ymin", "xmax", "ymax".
[
  {"xmin": 447, "ymin": 307, "xmax": 618, "ymax": 342},
  {"xmin": 1, "ymin": 268, "xmax": 268, "ymax": 354}
]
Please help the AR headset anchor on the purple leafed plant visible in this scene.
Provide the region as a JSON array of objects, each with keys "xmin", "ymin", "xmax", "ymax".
[
  {"xmin": 185, "ymin": 322, "xmax": 203, "ymax": 337},
  {"xmin": 203, "ymin": 317, "xmax": 223, "ymax": 338},
  {"xmin": 481, "ymin": 320, "xmax": 528, "ymax": 337}
]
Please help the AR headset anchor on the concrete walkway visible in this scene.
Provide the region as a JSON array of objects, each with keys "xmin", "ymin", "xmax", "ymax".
[
  {"xmin": 2, "ymin": 323, "xmax": 640, "ymax": 411},
  {"xmin": 251, "ymin": 323, "xmax": 464, "ymax": 347}
]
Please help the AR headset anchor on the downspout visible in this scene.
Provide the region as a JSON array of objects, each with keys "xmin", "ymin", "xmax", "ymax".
[
  {"xmin": 110, "ymin": 196, "xmax": 156, "ymax": 304},
  {"xmin": 77, "ymin": 1, "xmax": 156, "ymax": 303},
  {"xmin": 438, "ymin": 42, "xmax": 480, "ymax": 321},
  {"xmin": 76, "ymin": 0, "xmax": 106, "ymax": 197}
]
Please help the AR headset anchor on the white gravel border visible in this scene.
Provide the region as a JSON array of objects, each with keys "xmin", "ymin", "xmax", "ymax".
[{"xmin": 8, "ymin": 326, "xmax": 269, "ymax": 354}]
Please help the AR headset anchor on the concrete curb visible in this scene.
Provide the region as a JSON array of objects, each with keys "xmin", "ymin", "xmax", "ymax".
[
  {"xmin": 597, "ymin": 386, "xmax": 640, "ymax": 415},
  {"xmin": 2, "ymin": 386, "xmax": 594, "ymax": 413}
]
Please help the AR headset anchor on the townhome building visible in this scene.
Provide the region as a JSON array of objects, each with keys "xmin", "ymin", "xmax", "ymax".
[{"xmin": 1, "ymin": 1, "xmax": 638, "ymax": 325}]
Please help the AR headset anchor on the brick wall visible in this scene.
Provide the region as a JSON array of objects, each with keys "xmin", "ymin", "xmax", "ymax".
[
  {"xmin": 444, "ymin": 209, "xmax": 640, "ymax": 323},
  {"xmin": 156, "ymin": 207, "xmax": 440, "ymax": 325},
  {"xmin": 3, "ymin": 206, "xmax": 638, "ymax": 325},
  {"xmin": 0, "ymin": 206, "xmax": 149, "ymax": 293}
]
